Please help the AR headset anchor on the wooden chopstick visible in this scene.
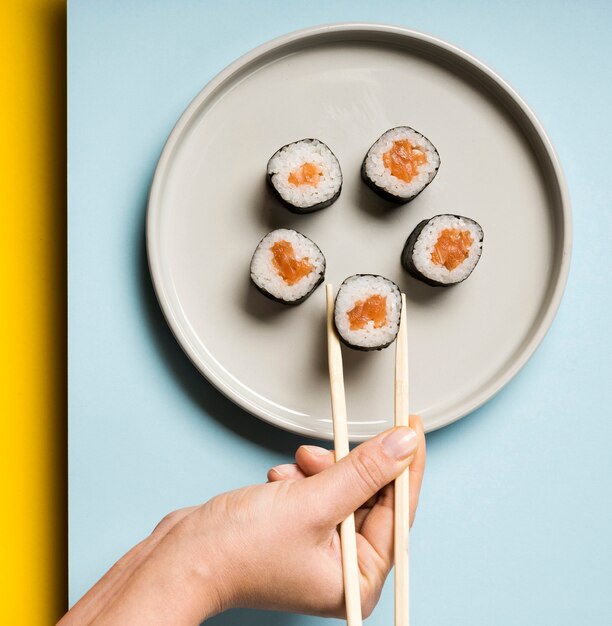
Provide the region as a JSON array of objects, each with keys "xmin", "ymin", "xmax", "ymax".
[
  {"xmin": 326, "ymin": 284, "xmax": 363, "ymax": 626},
  {"xmin": 394, "ymin": 293, "xmax": 410, "ymax": 626}
]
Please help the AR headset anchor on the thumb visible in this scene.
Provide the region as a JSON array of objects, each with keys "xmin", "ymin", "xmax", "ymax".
[{"xmin": 304, "ymin": 426, "xmax": 418, "ymax": 525}]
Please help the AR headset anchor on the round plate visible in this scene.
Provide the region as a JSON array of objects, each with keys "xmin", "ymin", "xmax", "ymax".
[{"xmin": 147, "ymin": 24, "xmax": 571, "ymax": 441}]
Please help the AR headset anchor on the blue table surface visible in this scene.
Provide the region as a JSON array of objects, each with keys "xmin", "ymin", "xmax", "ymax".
[{"xmin": 68, "ymin": 1, "xmax": 612, "ymax": 623}]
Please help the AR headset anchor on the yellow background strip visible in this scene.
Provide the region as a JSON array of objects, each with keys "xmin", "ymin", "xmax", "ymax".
[{"xmin": 1, "ymin": 0, "xmax": 67, "ymax": 622}]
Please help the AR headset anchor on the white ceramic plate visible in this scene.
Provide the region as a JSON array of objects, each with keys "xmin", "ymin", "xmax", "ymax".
[{"xmin": 147, "ymin": 24, "xmax": 571, "ymax": 441}]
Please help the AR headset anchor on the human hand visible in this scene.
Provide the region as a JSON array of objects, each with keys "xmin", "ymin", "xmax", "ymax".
[
  {"xmin": 262, "ymin": 414, "xmax": 426, "ymax": 617},
  {"xmin": 59, "ymin": 416, "xmax": 425, "ymax": 625}
]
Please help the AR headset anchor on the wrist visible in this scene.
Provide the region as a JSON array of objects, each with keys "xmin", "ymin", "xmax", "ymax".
[
  {"xmin": 91, "ymin": 515, "xmax": 233, "ymax": 626},
  {"xmin": 155, "ymin": 515, "xmax": 233, "ymax": 623}
]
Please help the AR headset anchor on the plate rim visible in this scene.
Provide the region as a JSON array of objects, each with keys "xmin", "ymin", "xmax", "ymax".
[{"xmin": 146, "ymin": 22, "xmax": 572, "ymax": 441}]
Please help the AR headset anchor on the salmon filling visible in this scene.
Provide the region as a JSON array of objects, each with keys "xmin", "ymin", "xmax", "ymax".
[
  {"xmin": 431, "ymin": 229, "xmax": 473, "ymax": 271},
  {"xmin": 288, "ymin": 162, "xmax": 322, "ymax": 187},
  {"xmin": 270, "ymin": 240, "xmax": 314, "ymax": 285},
  {"xmin": 382, "ymin": 140, "xmax": 427, "ymax": 183},
  {"xmin": 347, "ymin": 295, "xmax": 387, "ymax": 331}
]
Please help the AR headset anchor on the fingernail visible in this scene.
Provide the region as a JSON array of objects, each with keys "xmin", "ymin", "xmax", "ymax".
[
  {"xmin": 302, "ymin": 445, "xmax": 330, "ymax": 456},
  {"xmin": 382, "ymin": 427, "xmax": 418, "ymax": 460},
  {"xmin": 270, "ymin": 463, "xmax": 295, "ymax": 477}
]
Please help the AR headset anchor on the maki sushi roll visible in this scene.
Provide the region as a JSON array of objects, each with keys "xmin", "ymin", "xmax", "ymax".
[
  {"xmin": 334, "ymin": 275, "xmax": 402, "ymax": 351},
  {"xmin": 250, "ymin": 228, "xmax": 325, "ymax": 304},
  {"xmin": 267, "ymin": 139, "xmax": 342, "ymax": 213},
  {"xmin": 361, "ymin": 126, "xmax": 440, "ymax": 203},
  {"xmin": 401, "ymin": 214, "xmax": 484, "ymax": 286}
]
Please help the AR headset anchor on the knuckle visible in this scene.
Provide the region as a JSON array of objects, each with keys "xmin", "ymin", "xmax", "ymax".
[
  {"xmin": 153, "ymin": 509, "xmax": 183, "ymax": 534},
  {"xmin": 160, "ymin": 509, "xmax": 182, "ymax": 526},
  {"xmin": 352, "ymin": 450, "xmax": 386, "ymax": 497}
]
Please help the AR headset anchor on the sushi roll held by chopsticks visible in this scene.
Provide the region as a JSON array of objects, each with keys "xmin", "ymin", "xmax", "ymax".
[{"xmin": 334, "ymin": 274, "xmax": 402, "ymax": 351}]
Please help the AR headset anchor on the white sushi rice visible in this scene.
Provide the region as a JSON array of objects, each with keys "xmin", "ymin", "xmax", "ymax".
[
  {"xmin": 250, "ymin": 229, "xmax": 325, "ymax": 302},
  {"xmin": 267, "ymin": 139, "xmax": 342, "ymax": 209},
  {"xmin": 363, "ymin": 127, "xmax": 439, "ymax": 199},
  {"xmin": 412, "ymin": 215, "xmax": 483, "ymax": 284},
  {"xmin": 334, "ymin": 275, "xmax": 401, "ymax": 350}
]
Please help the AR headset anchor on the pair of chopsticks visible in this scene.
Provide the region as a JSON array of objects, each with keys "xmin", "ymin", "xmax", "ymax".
[{"xmin": 325, "ymin": 284, "xmax": 410, "ymax": 626}]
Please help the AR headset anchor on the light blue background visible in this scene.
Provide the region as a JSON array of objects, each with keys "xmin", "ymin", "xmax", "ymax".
[{"xmin": 68, "ymin": 1, "xmax": 612, "ymax": 624}]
